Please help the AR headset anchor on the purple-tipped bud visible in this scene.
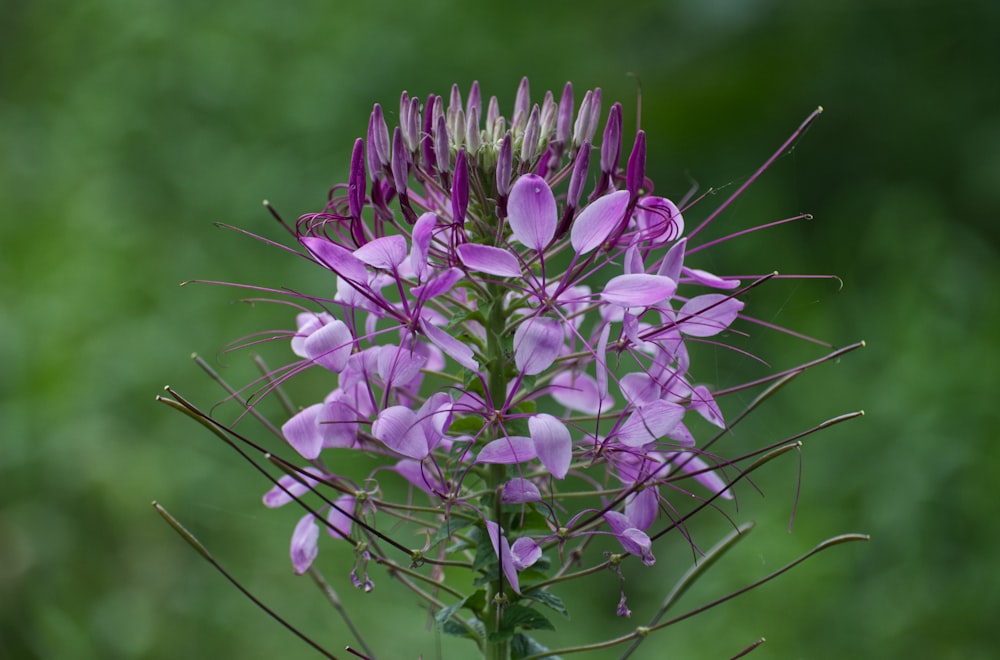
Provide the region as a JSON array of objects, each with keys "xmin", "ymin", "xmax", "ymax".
[
  {"xmin": 626, "ymin": 130, "xmax": 646, "ymax": 197},
  {"xmin": 451, "ymin": 108, "xmax": 466, "ymax": 150},
  {"xmin": 466, "ymin": 80, "xmax": 481, "ymax": 119},
  {"xmin": 402, "ymin": 96, "xmax": 421, "ymax": 153},
  {"xmin": 567, "ymin": 141, "xmax": 591, "ymax": 209},
  {"xmin": 555, "ymin": 141, "xmax": 590, "ymax": 240},
  {"xmin": 600, "ymin": 102, "xmax": 623, "ymax": 175},
  {"xmin": 370, "ymin": 104, "xmax": 391, "ymax": 169},
  {"xmin": 448, "ymin": 84, "xmax": 462, "ymax": 119},
  {"xmin": 573, "ymin": 90, "xmax": 595, "ymax": 148},
  {"xmin": 348, "ymin": 138, "xmax": 366, "ymax": 221},
  {"xmin": 586, "ymin": 88, "xmax": 603, "ymax": 145},
  {"xmin": 391, "ymin": 126, "xmax": 409, "ymax": 196},
  {"xmin": 434, "ymin": 113, "xmax": 450, "ymax": 175},
  {"xmin": 512, "ymin": 76, "xmax": 530, "ymax": 134},
  {"xmin": 486, "ymin": 95, "xmax": 500, "ymax": 136},
  {"xmin": 496, "ymin": 134, "xmax": 513, "ymax": 199},
  {"xmin": 422, "ymin": 95, "xmax": 438, "ymax": 173},
  {"xmin": 491, "ymin": 116, "xmax": 507, "ymax": 144},
  {"xmin": 520, "ymin": 105, "xmax": 541, "ymax": 163},
  {"xmin": 452, "ymin": 148, "xmax": 469, "ymax": 226},
  {"xmin": 465, "ymin": 106, "xmax": 481, "ymax": 156},
  {"xmin": 556, "ymin": 82, "xmax": 574, "ymax": 146},
  {"xmin": 399, "ymin": 90, "xmax": 410, "ymax": 127},
  {"xmin": 366, "ymin": 113, "xmax": 380, "ymax": 181},
  {"xmin": 539, "ymin": 91, "xmax": 557, "ymax": 141}
]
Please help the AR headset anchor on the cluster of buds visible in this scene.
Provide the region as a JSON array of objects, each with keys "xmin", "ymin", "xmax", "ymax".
[{"xmin": 167, "ymin": 78, "xmax": 865, "ymax": 659}]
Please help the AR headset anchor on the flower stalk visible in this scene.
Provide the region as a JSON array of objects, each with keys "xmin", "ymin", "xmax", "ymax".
[{"xmin": 161, "ymin": 78, "xmax": 865, "ymax": 659}]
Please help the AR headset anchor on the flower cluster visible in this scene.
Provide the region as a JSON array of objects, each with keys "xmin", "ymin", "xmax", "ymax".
[{"xmin": 175, "ymin": 78, "xmax": 863, "ymax": 658}]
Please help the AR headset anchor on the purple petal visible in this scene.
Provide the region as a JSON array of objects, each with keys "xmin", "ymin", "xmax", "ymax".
[
  {"xmin": 620, "ymin": 372, "xmax": 659, "ymax": 407},
  {"xmin": 596, "ymin": 323, "xmax": 611, "ymax": 400},
  {"xmin": 281, "ymin": 404, "xmax": 327, "ymax": 460},
  {"xmin": 410, "ymin": 212, "xmax": 438, "ymax": 279},
  {"xmin": 413, "ymin": 267, "xmax": 463, "ymax": 303},
  {"xmin": 511, "ymin": 537, "xmax": 542, "ymax": 571},
  {"xmin": 682, "ymin": 266, "xmax": 741, "ymax": 290},
  {"xmin": 456, "ymin": 243, "xmax": 521, "ymax": 277},
  {"xmin": 624, "ymin": 488, "xmax": 658, "ymax": 532},
  {"xmin": 263, "ymin": 469, "xmax": 321, "ymax": 508},
  {"xmin": 549, "ymin": 371, "xmax": 612, "ymax": 415},
  {"xmin": 616, "ymin": 400, "xmax": 686, "ymax": 447},
  {"xmin": 513, "ymin": 315, "xmax": 563, "ymax": 376},
  {"xmin": 376, "ymin": 344, "xmax": 427, "ymax": 386},
  {"xmin": 678, "ymin": 294, "xmax": 744, "ymax": 337},
  {"xmin": 485, "ymin": 520, "xmax": 521, "ymax": 594},
  {"xmin": 392, "ymin": 459, "xmax": 445, "ymax": 495},
  {"xmin": 690, "ymin": 385, "xmax": 725, "ymax": 428},
  {"xmin": 601, "ymin": 274, "xmax": 677, "ymax": 307},
  {"xmin": 371, "ymin": 406, "xmax": 429, "ymax": 459},
  {"xmin": 529, "ymin": 414, "xmax": 572, "ymax": 479},
  {"xmin": 658, "ymin": 237, "xmax": 686, "ymax": 282},
  {"xmin": 635, "ymin": 196, "xmax": 683, "ymax": 245},
  {"xmin": 353, "ymin": 235, "xmax": 407, "ymax": 270},
  {"xmin": 670, "ymin": 452, "xmax": 733, "ymax": 500},
  {"xmin": 507, "ymin": 174, "xmax": 557, "ymax": 251},
  {"xmin": 502, "ymin": 478, "xmax": 542, "ymax": 503},
  {"xmin": 571, "ymin": 190, "xmax": 630, "ymax": 254},
  {"xmin": 303, "ymin": 319, "xmax": 353, "ymax": 372},
  {"xmin": 291, "ymin": 514, "xmax": 319, "ymax": 575},
  {"xmin": 301, "ymin": 237, "xmax": 367, "ymax": 283},
  {"xmin": 603, "ymin": 511, "xmax": 654, "ymax": 566},
  {"xmin": 421, "ymin": 320, "xmax": 478, "ymax": 370},
  {"xmin": 476, "ymin": 436, "xmax": 536, "ymax": 464},
  {"xmin": 326, "ymin": 495, "xmax": 355, "ymax": 540}
]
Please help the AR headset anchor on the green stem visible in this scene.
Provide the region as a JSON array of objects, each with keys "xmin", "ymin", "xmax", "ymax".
[{"xmin": 484, "ymin": 283, "xmax": 510, "ymax": 660}]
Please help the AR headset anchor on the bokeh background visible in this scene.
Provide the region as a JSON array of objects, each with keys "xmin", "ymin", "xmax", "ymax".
[{"xmin": 3, "ymin": 0, "xmax": 998, "ymax": 658}]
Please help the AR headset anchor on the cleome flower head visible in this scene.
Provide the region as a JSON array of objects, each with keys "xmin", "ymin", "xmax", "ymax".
[{"xmin": 170, "ymin": 77, "xmax": 866, "ymax": 658}]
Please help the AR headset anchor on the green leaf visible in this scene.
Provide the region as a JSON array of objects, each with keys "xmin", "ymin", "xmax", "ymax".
[
  {"xmin": 449, "ymin": 415, "xmax": 485, "ymax": 435},
  {"xmin": 501, "ymin": 604, "xmax": 555, "ymax": 632},
  {"xmin": 523, "ymin": 588, "xmax": 569, "ymax": 617},
  {"xmin": 435, "ymin": 596, "xmax": 468, "ymax": 630},
  {"xmin": 512, "ymin": 633, "xmax": 563, "ymax": 660}
]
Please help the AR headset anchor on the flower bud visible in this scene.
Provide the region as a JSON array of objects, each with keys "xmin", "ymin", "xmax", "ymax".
[
  {"xmin": 434, "ymin": 113, "xmax": 450, "ymax": 177},
  {"xmin": 511, "ymin": 76, "xmax": 530, "ymax": 135},
  {"xmin": 600, "ymin": 102, "xmax": 623, "ymax": 175},
  {"xmin": 452, "ymin": 148, "xmax": 469, "ymax": 226},
  {"xmin": 520, "ymin": 105, "xmax": 541, "ymax": 163},
  {"xmin": 556, "ymin": 82, "xmax": 574, "ymax": 146},
  {"xmin": 626, "ymin": 130, "xmax": 646, "ymax": 197},
  {"xmin": 496, "ymin": 133, "xmax": 513, "ymax": 199}
]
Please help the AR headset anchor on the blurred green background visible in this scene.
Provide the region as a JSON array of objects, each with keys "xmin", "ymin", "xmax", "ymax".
[{"xmin": 2, "ymin": 0, "xmax": 998, "ymax": 658}]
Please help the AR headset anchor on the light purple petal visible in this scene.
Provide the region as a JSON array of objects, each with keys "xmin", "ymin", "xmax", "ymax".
[
  {"xmin": 326, "ymin": 495, "xmax": 355, "ymax": 540},
  {"xmin": 511, "ymin": 537, "xmax": 542, "ymax": 571},
  {"xmin": 301, "ymin": 237, "xmax": 368, "ymax": 283},
  {"xmin": 392, "ymin": 459, "xmax": 445, "ymax": 495},
  {"xmin": 601, "ymin": 274, "xmax": 677, "ymax": 307},
  {"xmin": 549, "ymin": 371, "xmax": 612, "ymax": 415},
  {"xmin": 620, "ymin": 372, "xmax": 659, "ymax": 407},
  {"xmin": 513, "ymin": 315, "xmax": 563, "ymax": 376},
  {"xmin": 476, "ymin": 436, "xmax": 536, "ymax": 464},
  {"xmin": 682, "ymin": 266, "xmax": 741, "ymax": 290},
  {"xmin": 616, "ymin": 400, "xmax": 686, "ymax": 447},
  {"xmin": 263, "ymin": 469, "xmax": 321, "ymax": 508},
  {"xmin": 303, "ymin": 319, "xmax": 353, "ymax": 372},
  {"xmin": 371, "ymin": 406, "xmax": 429, "ymax": 459},
  {"xmin": 678, "ymin": 294, "xmax": 744, "ymax": 337},
  {"xmin": 456, "ymin": 243, "xmax": 522, "ymax": 277},
  {"xmin": 624, "ymin": 488, "xmax": 658, "ymax": 531},
  {"xmin": 596, "ymin": 323, "xmax": 611, "ymax": 400},
  {"xmin": 690, "ymin": 385, "xmax": 725, "ymax": 428},
  {"xmin": 670, "ymin": 452, "xmax": 733, "ymax": 500},
  {"xmin": 485, "ymin": 520, "xmax": 521, "ymax": 594},
  {"xmin": 529, "ymin": 414, "xmax": 572, "ymax": 479},
  {"xmin": 376, "ymin": 344, "xmax": 427, "ymax": 386},
  {"xmin": 413, "ymin": 267, "xmax": 464, "ymax": 303},
  {"xmin": 570, "ymin": 189, "xmax": 630, "ymax": 254},
  {"xmin": 291, "ymin": 514, "xmax": 320, "ymax": 575},
  {"xmin": 353, "ymin": 235, "xmax": 408, "ymax": 270},
  {"xmin": 410, "ymin": 212, "xmax": 438, "ymax": 280},
  {"xmin": 281, "ymin": 404, "xmax": 327, "ymax": 460},
  {"xmin": 502, "ymin": 478, "xmax": 542, "ymax": 503},
  {"xmin": 602, "ymin": 511, "xmax": 654, "ymax": 565},
  {"xmin": 658, "ymin": 237, "xmax": 686, "ymax": 282},
  {"xmin": 634, "ymin": 196, "xmax": 683, "ymax": 245},
  {"xmin": 421, "ymin": 320, "xmax": 478, "ymax": 370},
  {"xmin": 507, "ymin": 174, "xmax": 557, "ymax": 251},
  {"xmin": 292, "ymin": 312, "xmax": 333, "ymax": 358}
]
